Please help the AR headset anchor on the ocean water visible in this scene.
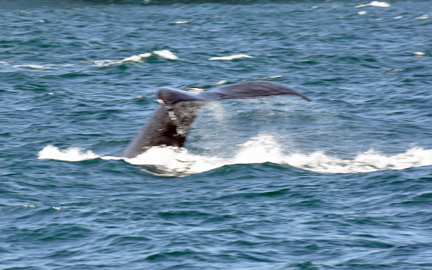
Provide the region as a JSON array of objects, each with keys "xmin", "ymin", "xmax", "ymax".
[{"xmin": 1, "ymin": 0, "xmax": 432, "ymax": 269}]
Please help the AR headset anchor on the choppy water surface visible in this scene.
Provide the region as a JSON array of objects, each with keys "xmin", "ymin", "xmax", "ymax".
[{"xmin": 1, "ymin": 0, "xmax": 432, "ymax": 269}]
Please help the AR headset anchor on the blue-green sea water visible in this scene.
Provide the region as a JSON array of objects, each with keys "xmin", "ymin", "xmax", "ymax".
[{"xmin": 1, "ymin": 0, "xmax": 432, "ymax": 269}]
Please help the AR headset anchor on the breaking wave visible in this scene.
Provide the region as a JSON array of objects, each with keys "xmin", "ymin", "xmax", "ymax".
[{"xmin": 89, "ymin": 50, "xmax": 178, "ymax": 67}]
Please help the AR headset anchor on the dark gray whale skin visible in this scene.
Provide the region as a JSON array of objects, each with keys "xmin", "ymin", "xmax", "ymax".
[{"xmin": 122, "ymin": 81, "xmax": 310, "ymax": 158}]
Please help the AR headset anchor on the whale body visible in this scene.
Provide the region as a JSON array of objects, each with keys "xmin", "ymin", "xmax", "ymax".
[{"xmin": 122, "ymin": 81, "xmax": 311, "ymax": 158}]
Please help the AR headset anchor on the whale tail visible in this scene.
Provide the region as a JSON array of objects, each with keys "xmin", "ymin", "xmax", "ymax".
[{"xmin": 122, "ymin": 81, "xmax": 310, "ymax": 158}]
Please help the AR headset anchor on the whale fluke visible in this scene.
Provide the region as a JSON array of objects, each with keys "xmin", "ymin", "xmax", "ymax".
[{"xmin": 122, "ymin": 81, "xmax": 310, "ymax": 158}]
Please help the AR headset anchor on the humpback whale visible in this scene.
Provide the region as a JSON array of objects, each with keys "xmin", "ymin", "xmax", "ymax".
[{"xmin": 122, "ymin": 81, "xmax": 311, "ymax": 158}]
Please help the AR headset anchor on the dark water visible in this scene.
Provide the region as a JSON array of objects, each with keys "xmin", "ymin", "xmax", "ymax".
[{"xmin": 1, "ymin": 0, "xmax": 432, "ymax": 269}]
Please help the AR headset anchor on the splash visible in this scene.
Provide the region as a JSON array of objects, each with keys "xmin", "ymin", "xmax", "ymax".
[
  {"xmin": 38, "ymin": 145, "xmax": 121, "ymax": 162},
  {"xmin": 38, "ymin": 136, "xmax": 432, "ymax": 177},
  {"xmin": 38, "ymin": 145, "xmax": 100, "ymax": 161}
]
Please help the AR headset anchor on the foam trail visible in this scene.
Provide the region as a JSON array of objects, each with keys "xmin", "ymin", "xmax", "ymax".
[
  {"xmin": 284, "ymin": 148, "xmax": 432, "ymax": 174},
  {"xmin": 39, "ymin": 136, "xmax": 432, "ymax": 176},
  {"xmin": 38, "ymin": 145, "xmax": 121, "ymax": 162},
  {"xmin": 123, "ymin": 138, "xmax": 432, "ymax": 175}
]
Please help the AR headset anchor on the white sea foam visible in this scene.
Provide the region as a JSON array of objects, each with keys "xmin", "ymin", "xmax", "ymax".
[
  {"xmin": 415, "ymin": 15, "xmax": 429, "ymax": 20},
  {"xmin": 39, "ymin": 136, "xmax": 432, "ymax": 177},
  {"xmin": 153, "ymin": 50, "xmax": 178, "ymax": 60},
  {"xmin": 356, "ymin": 1, "xmax": 390, "ymax": 8},
  {"xmin": 285, "ymin": 148, "xmax": 432, "ymax": 174},
  {"xmin": 38, "ymin": 145, "xmax": 100, "ymax": 161},
  {"xmin": 13, "ymin": 64, "xmax": 47, "ymax": 70},
  {"xmin": 209, "ymin": 54, "xmax": 254, "ymax": 61},
  {"xmin": 413, "ymin": 52, "xmax": 425, "ymax": 57},
  {"xmin": 358, "ymin": 11, "xmax": 367, "ymax": 15},
  {"xmin": 369, "ymin": 1, "xmax": 390, "ymax": 7},
  {"xmin": 214, "ymin": 80, "xmax": 227, "ymax": 86},
  {"xmin": 91, "ymin": 53, "xmax": 152, "ymax": 67},
  {"xmin": 121, "ymin": 53, "xmax": 152, "ymax": 62},
  {"xmin": 91, "ymin": 51, "xmax": 177, "ymax": 67}
]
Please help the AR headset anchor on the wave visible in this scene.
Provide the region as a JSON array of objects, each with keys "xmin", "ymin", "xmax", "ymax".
[
  {"xmin": 209, "ymin": 54, "xmax": 254, "ymax": 61},
  {"xmin": 356, "ymin": 1, "xmax": 390, "ymax": 8},
  {"xmin": 13, "ymin": 64, "xmax": 50, "ymax": 70},
  {"xmin": 90, "ymin": 50, "xmax": 177, "ymax": 67},
  {"xmin": 0, "ymin": 63, "xmax": 75, "ymax": 70},
  {"xmin": 64, "ymin": 0, "xmax": 333, "ymax": 5},
  {"xmin": 38, "ymin": 135, "xmax": 432, "ymax": 177}
]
